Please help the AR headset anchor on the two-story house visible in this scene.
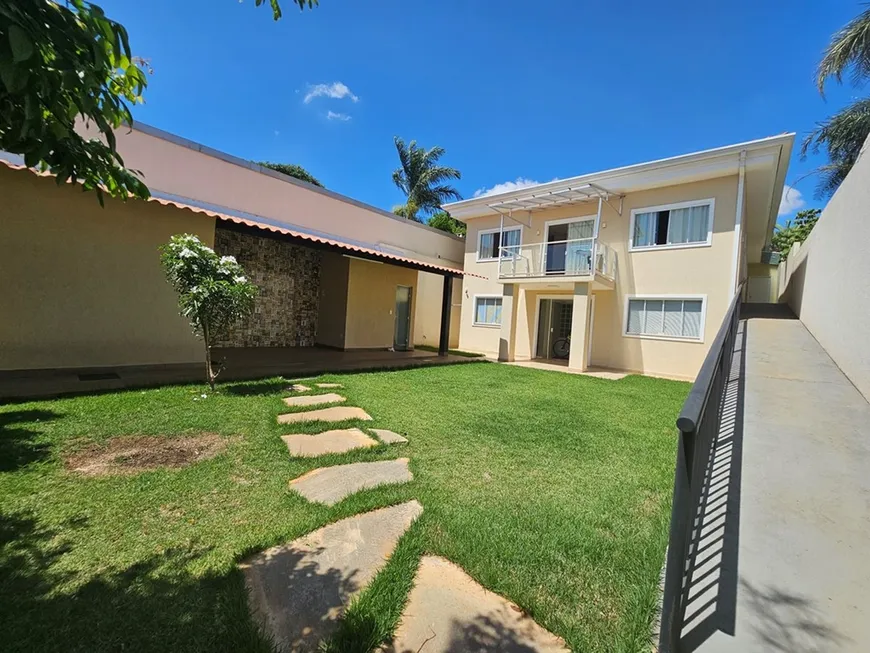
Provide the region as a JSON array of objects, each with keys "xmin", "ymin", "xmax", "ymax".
[{"xmin": 444, "ymin": 134, "xmax": 794, "ymax": 380}]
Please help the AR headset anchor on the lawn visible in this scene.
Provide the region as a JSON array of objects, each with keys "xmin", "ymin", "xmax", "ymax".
[{"xmin": 0, "ymin": 362, "xmax": 688, "ymax": 652}]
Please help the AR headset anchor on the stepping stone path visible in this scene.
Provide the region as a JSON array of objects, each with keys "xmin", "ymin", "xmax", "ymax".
[
  {"xmin": 289, "ymin": 458, "xmax": 412, "ymax": 505},
  {"xmin": 281, "ymin": 428, "xmax": 377, "ymax": 457},
  {"xmin": 370, "ymin": 428, "xmax": 408, "ymax": 444},
  {"xmin": 241, "ymin": 500, "xmax": 423, "ymax": 653},
  {"xmin": 277, "ymin": 405, "xmax": 372, "ymax": 424},
  {"xmin": 387, "ymin": 556, "xmax": 569, "ymax": 653},
  {"xmin": 241, "ymin": 385, "xmax": 562, "ymax": 652},
  {"xmin": 282, "ymin": 392, "xmax": 345, "ymax": 408}
]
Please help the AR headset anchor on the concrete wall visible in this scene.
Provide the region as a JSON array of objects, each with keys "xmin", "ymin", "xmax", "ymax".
[
  {"xmin": 317, "ymin": 252, "xmax": 349, "ymax": 349},
  {"xmin": 0, "ymin": 166, "xmax": 214, "ymax": 370},
  {"xmin": 458, "ymin": 175, "xmax": 741, "ymax": 379},
  {"xmin": 214, "ymin": 228, "xmax": 321, "ymax": 347},
  {"xmin": 778, "ymin": 136, "xmax": 870, "ymax": 401},
  {"xmin": 413, "ymin": 271, "xmax": 461, "ymax": 349},
  {"xmin": 344, "ymin": 259, "xmax": 417, "ymax": 349}
]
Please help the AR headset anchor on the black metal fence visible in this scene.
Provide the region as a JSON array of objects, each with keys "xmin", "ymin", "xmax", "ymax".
[{"xmin": 658, "ymin": 287, "xmax": 744, "ymax": 652}]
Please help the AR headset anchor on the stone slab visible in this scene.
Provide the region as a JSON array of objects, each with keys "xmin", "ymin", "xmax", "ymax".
[
  {"xmin": 370, "ymin": 429, "xmax": 409, "ymax": 445},
  {"xmin": 286, "ymin": 383, "xmax": 311, "ymax": 393},
  {"xmin": 281, "ymin": 428, "xmax": 378, "ymax": 457},
  {"xmin": 241, "ymin": 500, "xmax": 423, "ymax": 653},
  {"xmin": 289, "ymin": 458, "xmax": 412, "ymax": 505},
  {"xmin": 316, "ymin": 383, "xmax": 343, "ymax": 388},
  {"xmin": 277, "ymin": 406, "xmax": 372, "ymax": 424},
  {"xmin": 387, "ymin": 556, "xmax": 569, "ymax": 653},
  {"xmin": 282, "ymin": 393, "xmax": 346, "ymax": 408}
]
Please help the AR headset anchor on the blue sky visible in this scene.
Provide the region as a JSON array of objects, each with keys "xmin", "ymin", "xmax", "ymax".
[{"xmin": 102, "ymin": 0, "xmax": 864, "ymax": 223}]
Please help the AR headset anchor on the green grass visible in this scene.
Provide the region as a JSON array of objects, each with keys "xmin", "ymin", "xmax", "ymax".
[
  {"xmin": 0, "ymin": 364, "xmax": 688, "ymax": 652},
  {"xmin": 412, "ymin": 344, "xmax": 485, "ymax": 357}
]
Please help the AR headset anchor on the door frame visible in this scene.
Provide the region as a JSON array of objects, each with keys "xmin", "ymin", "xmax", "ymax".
[
  {"xmin": 393, "ymin": 285, "xmax": 413, "ymax": 351},
  {"xmin": 533, "ymin": 294, "xmax": 574, "ymax": 359},
  {"xmin": 543, "ymin": 216, "xmax": 597, "ymax": 274}
]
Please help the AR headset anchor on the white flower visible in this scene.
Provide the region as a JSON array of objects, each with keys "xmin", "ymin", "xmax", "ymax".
[
  {"xmin": 179, "ymin": 248, "xmax": 195, "ymax": 258},
  {"xmin": 200, "ymin": 393, "xmax": 207, "ymax": 399},
  {"xmin": 233, "ymin": 275, "xmax": 247, "ymax": 284},
  {"xmin": 220, "ymin": 255, "xmax": 237, "ymax": 265}
]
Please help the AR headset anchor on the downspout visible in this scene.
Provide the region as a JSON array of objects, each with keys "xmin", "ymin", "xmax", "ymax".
[{"xmin": 729, "ymin": 151, "xmax": 747, "ymax": 298}]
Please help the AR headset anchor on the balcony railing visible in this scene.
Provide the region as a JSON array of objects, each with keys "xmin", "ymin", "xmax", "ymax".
[{"xmin": 498, "ymin": 238, "xmax": 617, "ymax": 281}]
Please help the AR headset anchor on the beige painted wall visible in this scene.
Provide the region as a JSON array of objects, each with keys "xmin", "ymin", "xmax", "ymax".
[
  {"xmin": 778, "ymin": 135, "xmax": 870, "ymax": 401},
  {"xmin": 747, "ymin": 263, "xmax": 778, "ymax": 303},
  {"xmin": 0, "ymin": 167, "xmax": 215, "ymax": 370},
  {"xmin": 457, "ymin": 175, "xmax": 741, "ymax": 379},
  {"xmin": 317, "ymin": 251, "xmax": 349, "ymax": 348},
  {"xmin": 99, "ymin": 125, "xmax": 465, "ymax": 268},
  {"xmin": 413, "ymin": 271, "xmax": 461, "ymax": 349},
  {"xmin": 344, "ymin": 259, "xmax": 417, "ymax": 349}
]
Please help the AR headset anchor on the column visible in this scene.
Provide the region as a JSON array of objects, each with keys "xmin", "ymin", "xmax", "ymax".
[
  {"xmin": 568, "ymin": 283, "xmax": 591, "ymax": 371},
  {"xmin": 438, "ymin": 275, "xmax": 453, "ymax": 356},
  {"xmin": 498, "ymin": 284, "xmax": 518, "ymax": 362}
]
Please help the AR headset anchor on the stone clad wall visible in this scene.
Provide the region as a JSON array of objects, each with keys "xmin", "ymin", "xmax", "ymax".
[{"xmin": 214, "ymin": 227, "xmax": 321, "ymax": 347}]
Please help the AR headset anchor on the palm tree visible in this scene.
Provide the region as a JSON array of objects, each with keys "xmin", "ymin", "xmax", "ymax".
[
  {"xmin": 804, "ymin": 7, "xmax": 870, "ymax": 197},
  {"xmin": 391, "ymin": 137, "xmax": 462, "ymax": 221}
]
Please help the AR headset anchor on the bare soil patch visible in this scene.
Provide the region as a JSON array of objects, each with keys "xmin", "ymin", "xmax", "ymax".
[{"xmin": 65, "ymin": 433, "xmax": 230, "ymax": 476}]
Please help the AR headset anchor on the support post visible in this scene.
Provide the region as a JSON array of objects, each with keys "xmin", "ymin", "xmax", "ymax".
[
  {"xmin": 498, "ymin": 284, "xmax": 518, "ymax": 362},
  {"xmin": 438, "ymin": 275, "xmax": 453, "ymax": 356},
  {"xmin": 568, "ymin": 283, "xmax": 592, "ymax": 371}
]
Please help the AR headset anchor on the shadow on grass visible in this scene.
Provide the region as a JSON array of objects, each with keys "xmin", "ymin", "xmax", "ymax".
[
  {"xmin": 0, "ymin": 409, "xmax": 61, "ymax": 472},
  {"xmin": 0, "ymin": 510, "xmax": 274, "ymax": 653},
  {"xmin": 221, "ymin": 379, "xmax": 289, "ymax": 396}
]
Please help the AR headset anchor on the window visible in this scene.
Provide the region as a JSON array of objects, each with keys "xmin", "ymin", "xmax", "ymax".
[
  {"xmin": 625, "ymin": 297, "xmax": 704, "ymax": 340},
  {"xmin": 631, "ymin": 200, "xmax": 713, "ymax": 250},
  {"xmin": 474, "ymin": 296, "xmax": 503, "ymax": 326},
  {"xmin": 477, "ymin": 227, "xmax": 521, "ymax": 261}
]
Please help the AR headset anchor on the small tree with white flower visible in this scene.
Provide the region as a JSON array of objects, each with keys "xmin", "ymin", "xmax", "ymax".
[{"xmin": 160, "ymin": 234, "xmax": 257, "ymax": 390}]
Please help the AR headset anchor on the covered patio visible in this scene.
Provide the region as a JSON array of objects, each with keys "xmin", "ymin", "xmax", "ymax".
[{"xmin": 0, "ymin": 347, "xmax": 480, "ymax": 400}]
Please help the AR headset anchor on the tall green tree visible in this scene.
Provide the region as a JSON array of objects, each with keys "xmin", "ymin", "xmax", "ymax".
[
  {"xmin": 428, "ymin": 210, "xmax": 467, "ymax": 236},
  {"xmin": 771, "ymin": 208, "xmax": 821, "ymax": 256},
  {"xmin": 259, "ymin": 162, "xmax": 323, "ymax": 187},
  {"xmin": 391, "ymin": 137, "xmax": 462, "ymax": 221},
  {"xmin": 803, "ymin": 6, "xmax": 870, "ymax": 197},
  {"xmin": 0, "ymin": 1, "xmax": 317, "ymax": 204}
]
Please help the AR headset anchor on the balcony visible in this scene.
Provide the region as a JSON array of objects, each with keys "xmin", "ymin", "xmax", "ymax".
[{"xmin": 498, "ymin": 238, "xmax": 617, "ymax": 283}]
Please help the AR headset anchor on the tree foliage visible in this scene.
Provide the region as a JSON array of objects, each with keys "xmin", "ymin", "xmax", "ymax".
[
  {"xmin": 770, "ymin": 209, "xmax": 821, "ymax": 256},
  {"xmin": 427, "ymin": 210, "xmax": 467, "ymax": 236},
  {"xmin": 392, "ymin": 137, "xmax": 462, "ymax": 221},
  {"xmin": 804, "ymin": 7, "xmax": 870, "ymax": 197},
  {"xmin": 259, "ymin": 161, "xmax": 324, "ymax": 187},
  {"xmin": 160, "ymin": 234, "xmax": 258, "ymax": 390},
  {"xmin": 255, "ymin": 0, "xmax": 319, "ymax": 20},
  {"xmin": 0, "ymin": 0, "xmax": 150, "ymax": 204},
  {"xmin": 0, "ymin": 0, "xmax": 318, "ymax": 205}
]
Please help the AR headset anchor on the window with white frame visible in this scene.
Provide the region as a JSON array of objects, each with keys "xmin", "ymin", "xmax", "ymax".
[
  {"xmin": 477, "ymin": 227, "xmax": 521, "ymax": 261},
  {"xmin": 631, "ymin": 200, "xmax": 713, "ymax": 250},
  {"xmin": 473, "ymin": 296, "xmax": 503, "ymax": 326},
  {"xmin": 625, "ymin": 298, "xmax": 704, "ymax": 340}
]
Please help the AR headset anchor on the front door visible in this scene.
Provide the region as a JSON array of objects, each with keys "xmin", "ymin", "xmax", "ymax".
[
  {"xmin": 536, "ymin": 298, "xmax": 574, "ymax": 359},
  {"xmin": 394, "ymin": 285, "xmax": 413, "ymax": 351}
]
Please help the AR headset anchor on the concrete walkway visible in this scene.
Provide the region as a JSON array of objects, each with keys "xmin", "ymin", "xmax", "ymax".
[{"xmin": 684, "ymin": 310, "xmax": 870, "ymax": 652}]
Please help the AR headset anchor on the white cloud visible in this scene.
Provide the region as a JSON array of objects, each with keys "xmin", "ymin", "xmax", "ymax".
[
  {"xmin": 304, "ymin": 82, "xmax": 359, "ymax": 104},
  {"xmin": 778, "ymin": 184, "xmax": 806, "ymax": 216},
  {"xmin": 473, "ymin": 177, "xmax": 545, "ymax": 198},
  {"xmin": 326, "ymin": 111, "xmax": 351, "ymax": 122}
]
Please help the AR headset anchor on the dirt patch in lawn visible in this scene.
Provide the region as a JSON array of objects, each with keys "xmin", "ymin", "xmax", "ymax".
[{"xmin": 65, "ymin": 433, "xmax": 231, "ymax": 476}]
